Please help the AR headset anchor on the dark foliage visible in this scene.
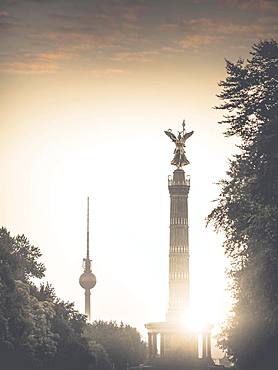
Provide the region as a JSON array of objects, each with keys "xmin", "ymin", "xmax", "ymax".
[
  {"xmin": 85, "ymin": 320, "xmax": 146, "ymax": 370},
  {"xmin": 0, "ymin": 227, "xmax": 110, "ymax": 370},
  {"xmin": 208, "ymin": 40, "xmax": 278, "ymax": 370}
]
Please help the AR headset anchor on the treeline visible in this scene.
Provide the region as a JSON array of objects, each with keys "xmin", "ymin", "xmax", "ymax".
[
  {"xmin": 209, "ymin": 40, "xmax": 278, "ymax": 370},
  {"xmin": 0, "ymin": 227, "xmax": 146, "ymax": 370}
]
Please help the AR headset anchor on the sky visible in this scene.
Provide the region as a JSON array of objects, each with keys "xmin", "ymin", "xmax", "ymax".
[{"xmin": 1, "ymin": 0, "xmax": 278, "ymax": 359}]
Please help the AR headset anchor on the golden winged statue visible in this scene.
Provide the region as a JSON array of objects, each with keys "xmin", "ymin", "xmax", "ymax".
[{"xmin": 164, "ymin": 120, "xmax": 193, "ymax": 168}]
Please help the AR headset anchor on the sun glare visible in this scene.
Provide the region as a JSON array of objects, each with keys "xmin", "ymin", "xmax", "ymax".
[{"xmin": 182, "ymin": 307, "xmax": 210, "ymax": 333}]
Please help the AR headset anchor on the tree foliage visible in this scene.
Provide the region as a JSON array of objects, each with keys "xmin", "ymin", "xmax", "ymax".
[
  {"xmin": 0, "ymin": 227, "xmax": 146, "ymax": 370},
  {"xmin": 85, "ymin": 320, "xmax": 146, "ymax": 370},
  {"xmin": 0, "ymin": 227, "xmax": 109, "ymax": 370},
  {"xmin": 208, "ymin": 40, "xmax": 278, "ymax": 370}
]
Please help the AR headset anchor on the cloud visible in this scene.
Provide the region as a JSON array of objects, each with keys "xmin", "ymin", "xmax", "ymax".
[
  {"xmin": 1, "ymin": 0, "xmax": 277, "ymax": 73},
  {"xmin": 44, "ymin": 4, "xmax": 151, "ymax": 51},
  {"xmin": 179, "ymin": 34, "xmax": 218, "ymax": 49},
  {"xmin": 159, "ymin": 23, "xmax": 179, "ymax": 32},
  {"xmin": 49, "ymin": 2, "xmax": 149, "ymax": 29},
  {"xmin": 0, "ymin": 21, "xmax": 21, "ymax": 32},
  {"xmin": 0, "ymin": 11, "xmax": 24, "ymax": 34},
  {"xmin": 176, "ymin": 15, "xmax": 278, "ymax": 50},
  {"xmin": 44, "ymin": 29, "xmax": 123, "ymax": 52},
  {"xmin": 0, "ymin": 11, "xmax": 9, "ymax": 17},
  {"xmin": 219, "ymin": 0, "xmax": 278, "ymax": 11},
  {"xmin": 110, "ymin": 50, "xmax": 159, "ymax": 63},
  {"xmin": 0, "ymin": 61, "xmax": 58, "ymax": 73},
  {"xmin": 36, "ymin": 50, "xmax": 74, "ymax": 62},
  {"xmin": 89, "ymin": 68, "xmax": 126, "ymax": 77},
  {"xmin": 0, "ymin": 49, "xmax": 73, "ymax": 73},
  {"xmin": 161, "ymin": 46, "xmax": 184, "ymax": 53},
  {"xmin": 188, "ymin": 17, "xmax": 264, "ymax": 35},
  {"xmin": 1, "ymin": 0, "xmax": 17, "ymax": 4}
]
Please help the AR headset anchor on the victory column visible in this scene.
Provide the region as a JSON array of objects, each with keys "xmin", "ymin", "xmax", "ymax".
[
  {"xmin": 165, "ymin": 121, "xmax": 193, "ymax": 323},
  {"xmin": 145, "ymin": 121, "xmax": 212, "ymax": 365}
]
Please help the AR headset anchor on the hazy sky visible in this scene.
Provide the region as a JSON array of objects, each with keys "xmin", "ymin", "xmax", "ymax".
[{"xmin": 1, "ymin": 0, "xmax": 278, "ymax": 358}]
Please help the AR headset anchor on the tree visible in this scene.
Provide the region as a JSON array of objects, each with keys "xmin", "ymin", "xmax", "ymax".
[
  {"xmin": 88, "ymin": 341, "xmax": 112, "ymax": 370},
  {"xmin": 48, "ymin": 298, "xmax": 97, "ymax": 370},
  {"xmin": 0, "ymin": 227, "xmax": 109, "ymax": 370},
  {"xmin": 85, "ymin": 321, "xmax": 146, "ymax": 370},
  {"xmin": 208, "ymin": 40, "xmax": 278, "ymax": 370},
  {"xmin": 0, "ymin": 227, "xmax": 51, "ymax": 370}
]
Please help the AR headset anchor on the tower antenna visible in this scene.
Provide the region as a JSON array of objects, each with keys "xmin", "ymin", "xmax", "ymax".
[{"xmin": 87, "ymin": 196, "xmax": 90, "ymax": 260}]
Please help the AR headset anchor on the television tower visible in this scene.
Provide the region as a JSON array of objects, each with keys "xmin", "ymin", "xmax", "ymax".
[{"xmin": 79, "ymin": 197, "xmax": 96, "ymax": 321}]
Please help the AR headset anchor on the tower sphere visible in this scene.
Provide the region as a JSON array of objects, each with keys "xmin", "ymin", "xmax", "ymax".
[{"xmin": 79, "ymin": 271, "xmax": 96, "ymax": 290}]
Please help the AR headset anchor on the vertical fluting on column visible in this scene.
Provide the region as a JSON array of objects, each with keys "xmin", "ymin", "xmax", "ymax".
[
  {"xmin": 153, "ymin": 334, "xmax": 157, "ymax": 357},
  {"xmin": 207, "ymin": 332, "xmax": 211, "ymax": 358},
  {"xmin": 166, "ymin": 168, "xmax": 190, "ymax": 322},
  {"xmin": 148, "ymin": 333, "xmax": 153, "ymax": 358},
  {"xmin": 202, "ymin": 333, "xmax": 207, "ymax": 359},
  {"xmin": 202, "ymin": 331, "xmax": 212, "ymax": 359},
  {"xmin": 160, "ymin": 334, "xmax": 165, "ymax": 357},
  {"xmin": 147, "ymin": 333, "xmax": 158, "ymax": 359}
]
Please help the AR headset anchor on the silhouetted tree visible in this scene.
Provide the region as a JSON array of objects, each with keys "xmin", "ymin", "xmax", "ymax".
[
  {"xmin": 85, "ymin": 320, "xmax": 146, "ymax": 370},
  {"xmin": 0, "ymin": 227, "xmax": 51, "ymax": 370},
  {"xmin": 208, "ymin": 40, "xmax": 278, "ymax": 370},
  {"xmin": 88, "ymin": 341, "xmax": 113, "ymax": 370},
  {"xmin": 0, "ymin": 227, "xmax": 110, "ymax": 370}
]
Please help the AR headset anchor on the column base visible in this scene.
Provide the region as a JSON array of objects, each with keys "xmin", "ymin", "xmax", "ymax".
[{"xmin": 145, "ymin": 321, "xmax": 198, "ymax": 359}]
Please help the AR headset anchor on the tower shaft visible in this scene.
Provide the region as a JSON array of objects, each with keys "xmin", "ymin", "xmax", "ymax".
[
  {"xmin": 167, "ymin": 168, "xmax": 190, "ymax": 322},
  {"xmin": 85, "ymin": 289, "xmax": 91, "ymax": 321},
  {"xmin": 87, "ymin": 197, "xmax": 90, "ymax": 261}
]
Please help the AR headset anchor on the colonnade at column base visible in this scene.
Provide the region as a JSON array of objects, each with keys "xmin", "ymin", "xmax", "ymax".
[
  {"xmin": 145, "ymin": 321, "xmax": 213, "ymax": 367},
  {"xmin": 145, "ymin": 321, "xmax": 198, "ymax": 360}
]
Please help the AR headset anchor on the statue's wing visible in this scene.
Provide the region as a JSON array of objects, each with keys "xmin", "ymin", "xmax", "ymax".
[
  {"xmin": 183, "ymin": 130, "xmax": 194, "ymax": 140},
  {"xmin": 164, "ymin": 130, "xmax": 177, "ymax": 143}
]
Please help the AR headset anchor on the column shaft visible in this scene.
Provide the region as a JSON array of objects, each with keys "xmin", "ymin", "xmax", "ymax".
[
  {"xmin": 202, "ymin": 333, "xmax": 207, "ymax": 358},
  {"xmin": 148, "ymin": 333, "xmax": 153, "ymax": 358},
  {"xmin": 207, "ymin": 332, "xmax": 211, "ymax": 358},
  {"xmin": 160, "ymin": 334, "xmax": 165, "ymax": 358},
  {"xmin": 167, "ymin": 169, "xmax": 190, "ymax": 321},
  {"xmin": 153, "ymin": 334, "xmax": 157, "ymax": 356}
]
